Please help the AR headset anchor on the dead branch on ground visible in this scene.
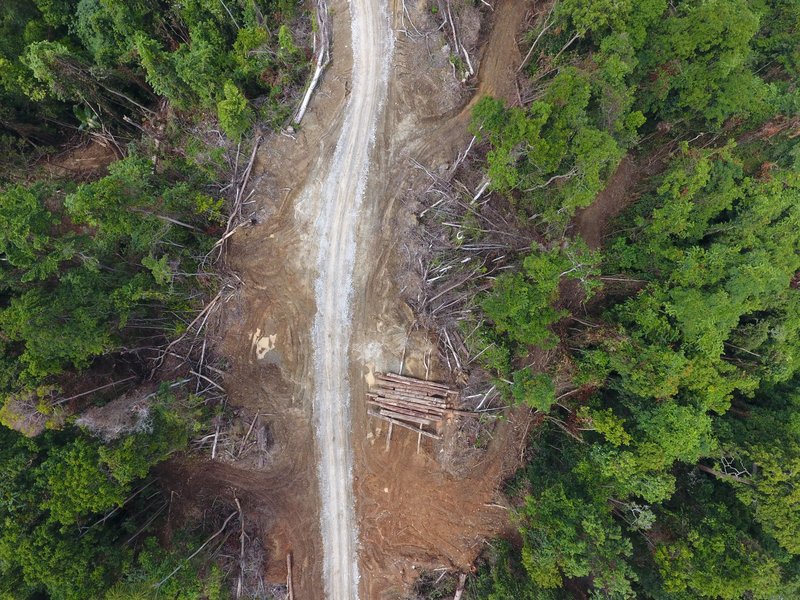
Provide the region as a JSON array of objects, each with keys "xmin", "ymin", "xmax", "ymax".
[
  {"xmin": 287, "ymin": 553, "xmax": 295, "ymax": 600},
  {"xmin": 433, "ymin": 0, "xmax": 476, "ymax": 82},
  {"xmin": 400, "ymin": 145, "xmax": 534, "ymax": 424},
  {"xmin": 235, "ymin": 497, "xmax": 246, "ymax": 599},
  {"xmin": 518, "ymin": 1, "xmax": 558, "ymax": 73},
  {"xmin": 194, "ymin": 407, "xmax": 271, "ymax": 466},
  {"xmin": 238, "ymin": 411, "xmax": 260, "ymax": 457},
  {"xmin": 152, "ymin": 287, "xmax": 226, "ymax": 370},
  {"xmin": 399, "ymin": 0, "xmax": 425, "ymax": 39},
  {"xmin": 293, "ymin": 0, "xmax": 331, "ymax": 125},
  {"xmin": 156, "ymin": 510, "xmax": 238, "ymax": 588},
  {"xmin": 454, "ymin": 573, "xmax": 467, "ymax": 600}
]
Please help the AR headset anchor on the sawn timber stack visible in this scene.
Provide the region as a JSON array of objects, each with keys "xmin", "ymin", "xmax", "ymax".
[{"xmin": 367, "ymin": 372, "xmax": 461, "ymax": 440}]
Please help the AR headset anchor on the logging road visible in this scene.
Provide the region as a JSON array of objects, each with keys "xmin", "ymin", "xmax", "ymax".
[{"xmin": 310, "ymin": 0, "xmax": 391, "ymax": 598}]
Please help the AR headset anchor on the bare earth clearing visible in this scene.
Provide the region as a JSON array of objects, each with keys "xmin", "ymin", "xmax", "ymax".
[
  {"xmin": 164, "ymin": 0, "xmax": 534, "ymax": 598},
  {"xmin": 308, "ymin": 0, "xmax": 392, "ymax": 597}
]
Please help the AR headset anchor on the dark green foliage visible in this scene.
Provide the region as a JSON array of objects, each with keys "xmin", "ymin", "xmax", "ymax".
[
  {"xmin": 472, "ymin": 1, "xmax": 800, "ymax": 596},
  {"xmin": 0, "ymin": 153, "xmax": 220, "ymax": 401},
  {"xmin": 105, "ymin": 536, "xmax": 228, "ymax": 600},
  {"xmin": 637, "ymin": 0, "xmax": 767, "ymax": 126},
  {"xmin": 752, "ymin": 0, "xmax": 800, "ymax": 78},
  {"xmin": 0, "ymin": 389, "xmax": 200, "ymax": 599},
  {"xmin": 605, "ymin": 147, "xmax": 800, "ymax": 401},
  {"xmin": 481, "ymin": 242, "xmax": 599, "ymax": 355},
  {"xmin": 217, "ymin": 81, "xmax": 254, "ymax": 140},
  {"xmin": 472, "ymin": 70, "xmax": 626, "ymax": 226},
  {"xmin": 715, "ymin": 383, "xmax": 800, "ymax": 556},
  {"xmin": 0, "ymin": 0, "xmax": 310, "ymax": 157},
  {"xmin": 86, "ymin": 0, "xmax": 308, "ymax": 131}
]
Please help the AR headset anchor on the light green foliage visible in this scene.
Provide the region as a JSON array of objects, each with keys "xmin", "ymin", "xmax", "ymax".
[
  {"xmin": 576, "ymin": 445, "xmax": 677, "ymax": 504},
  {"xmin": 555, "ymin": 0, "xmax": 665, "ymax": 48},
  {"xmin": 606, "ymin": 149, "xmax": 800, "ymax": 407},
  {"xmin": 2, "ymin": 522, "xmax": 120, "ymax": 599},
  {"xmin": 173, "ymin": 24, "xmax": 233, "ymax": 108},
  {"xmin": 0, "ymin": 184, "xmax": 67, "ymax": 282},
  {"xmin": 0, "ymin": 284, "xmax": 115, "ymax": 380},
  {"xmin": 98, "ymin": 391, "xmax": 202, "ymax": 486},
  {"xmin": 217, "ymin": 80, "xmax": 254, "ymax": 140},
  {"xmin": 141, "ymin": 255, "xmax": 172, "ymax": 287},
  {"xmin": 0, "ymin": 152, "xmax": 218, "ymax": 399},
  {"xmin": 636, "ymin": 403, "xmax": 715, "ymax": 465},
  {"xmin": 40, "ymin": 437, "xmax": 127, "ymax": 525},
  {"xmin": 0, "ymin": 429, "xmax": 121, "ymax": 598},
  {"xmin": 482, "ymin": 271, "xmax": 566, "ymax": 349},
  {"xmin": 578, "ymin": 407, "xmax": 631, "ymax": 447},
  {"xmin": 472, "ymin": 70, "xmax": 625, "ymax": 225},
  {"xmin": 738, "ymin": 442, "xmax": 800, "ymax": 553},
  {"xmin": 278, "ymin": 24, "xmax": 298, "ymax": 57},
  {"xmin": 106, "ymin": 536, "xmax": 227, "ymax": 600},
  {"xmin": 0, "ymin": 387, "xmax": 202, "ymax": 598},
  {"xmin": 638, "ymin": 0, "xmax": 766, "ymax": 125},
  {"xmin": 233, "ymin": 25, "xmax": 269, "ymax": 79},
  {"xmin": 572, "ymin": 402, "xmax": 715, "ymax": 502},
  {"xmin": 488, "ymin": 144, "xmax": 800, "ymax": 598},
  {"xmin": 135, "ymin": 35, "xmax": 192, "ymax": 108},
  {"xmin": 461, "ymin": 319, "xmax": 512, "ymax": 380},
  {"xmin": 476, "ymin": 2, "xmax": 800, "ymax": 598},
  {"xmin": 653, "ymin": 506, "xmax": 783, "ymax": 599},
  {"xmin": 482, "ymin": 243, "xmax": 599, "ymax": 349},
  {"xmin": 518, "ymin": 484, "xmax": 636, "ymax": 598},
  {"xmin": 22, "ymin": 40, "xmax": 74, "ymax": 101},
  {"xmin": 74, "ymin": 0, "xmax": 129, "ymax": 67},
  {"xmin": 512, "ymin": 370, "xmax": 555, "ymax": 411},
  {"xmin": 66, "ymin": 154, "xmax": 153, "ymax": 236}
]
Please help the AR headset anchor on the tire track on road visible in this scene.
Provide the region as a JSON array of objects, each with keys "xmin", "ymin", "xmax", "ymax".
[{"xmin": 311, "ymin": 1, "xmax": 392, "ymax": 598}]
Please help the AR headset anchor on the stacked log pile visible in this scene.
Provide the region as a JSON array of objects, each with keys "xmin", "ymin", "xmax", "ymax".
[{"xmin": 367, "ymin": 372, "xmax": 460, "ymax": 440}]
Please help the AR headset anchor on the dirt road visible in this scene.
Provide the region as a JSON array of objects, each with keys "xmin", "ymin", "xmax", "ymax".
[
  {"xmin": 310, "ymin": 0, "xmax": 392, "ymax": 598},
  {"xmin": 182, "ymin": 0, "xmax": 529, "ymax": 596}
]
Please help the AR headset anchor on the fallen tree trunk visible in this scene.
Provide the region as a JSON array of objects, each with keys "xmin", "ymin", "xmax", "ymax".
[
  {"xmin": 453, "ymin": 572, "xmax": 467, "ymax": 600},
  {"xmin": 368, "ymin": 411, "xmax": 442, "ymax": 439},
  {"xmin": 287, "ymin": 553, "xmax": 294, "ymax": 600},
  {"xmin": 293, "ymin": 0, "xmax": 331, "ymax": 125}
]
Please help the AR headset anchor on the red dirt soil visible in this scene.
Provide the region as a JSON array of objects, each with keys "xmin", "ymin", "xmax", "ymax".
[
  {"xmin": 161, "ymin": 1, "xmax": 537, "ymax": 598},
  {"xmin": 574, "ymin": 155, "xmax": 639, "ymax": 250},
  {"xmin": 351, "ymin": 1, "xmax": 533, "ymax": 597}
]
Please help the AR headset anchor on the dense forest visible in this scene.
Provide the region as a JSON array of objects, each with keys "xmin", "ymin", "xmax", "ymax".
[
  {"xmin": 455, "ymin": 0, "xmax": 800, "ymax": 598},
  {"xmin": 3, "ymin": 0, "xmax": 800, "ymax": 598},
  {"xmin": 0, "ymin": 1, "xmax": 308, "ymax": 598}
]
